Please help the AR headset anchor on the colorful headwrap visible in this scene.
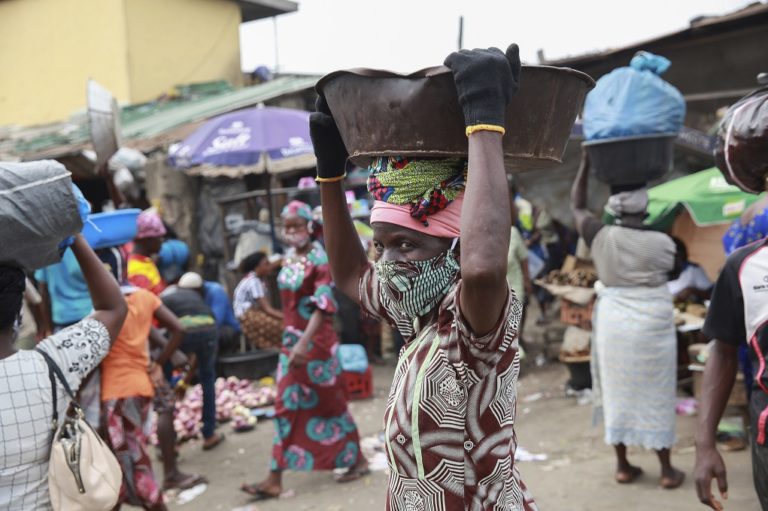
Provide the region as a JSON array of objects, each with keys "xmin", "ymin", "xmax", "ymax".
[
  {"xmin": 136, "ymin": 209, "xmax": 167, "ymax": 239},
  {"xmin": 367, "ymin": 156, "xmax": 467, "ymax": 226},
  {"xmin": 281, "ymin": 200, "xmax": 313, "ymax": 222}
]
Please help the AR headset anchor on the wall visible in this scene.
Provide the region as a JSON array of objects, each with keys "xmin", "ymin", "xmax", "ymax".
[
  {"xmin": 0, "ymin": 0, "xmax": 130, "ymax": 125},
  {"xmin": 123, "ymin": 0, "xmax": 243, "ymax": 104}
]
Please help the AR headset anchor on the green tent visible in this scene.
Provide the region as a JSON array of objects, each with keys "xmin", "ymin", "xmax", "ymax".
[{"xmin": 645, "ymin": 167, "xmax": 762, "ymax": 229}]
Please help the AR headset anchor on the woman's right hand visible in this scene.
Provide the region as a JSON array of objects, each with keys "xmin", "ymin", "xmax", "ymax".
[{"xmin": 309, "ymin": 96, "xmax": 348, "ymax": 181}]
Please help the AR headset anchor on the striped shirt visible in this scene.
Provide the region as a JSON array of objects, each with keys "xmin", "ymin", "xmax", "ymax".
[{"xmin": 589, "ymin": 223, "xmax": 675, "ymax": 287}]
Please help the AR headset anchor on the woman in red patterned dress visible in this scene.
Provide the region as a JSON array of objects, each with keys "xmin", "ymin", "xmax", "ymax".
[{"xmin": 241, "ymin": 200, "xmax": 368, "ymax": 500}]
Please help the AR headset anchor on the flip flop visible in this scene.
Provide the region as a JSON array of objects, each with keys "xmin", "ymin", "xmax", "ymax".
[
  {"xmin": 240, "ymin": 483, "xmax": 280, "ymax": 501},
  {"xmin": 163, "ymin": 474, "xmax": 207, "ymax": 491},
  {"xmin": 335, "ymin": 466, "xmax": 371, "ymax": 483},
  {"xmin": 202, "ymin": 433, "xmax": 225, "ymax": 451}
]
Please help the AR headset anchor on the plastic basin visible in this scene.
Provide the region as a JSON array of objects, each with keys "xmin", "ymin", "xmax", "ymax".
[
  {"xmin": 583, "ymin": 134, "xmax": 676, "ymax": 186},
  {"xmin": 82, "ymin": 209, "xmax": 141, "ymax": 249},
  {"xmin": 317, "ymin": 65, "xmax": 595, "ymax": 171}
]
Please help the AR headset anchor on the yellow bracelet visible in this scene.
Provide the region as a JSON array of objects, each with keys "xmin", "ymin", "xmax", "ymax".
[
  {"xmin": 315, "ymin": 173, "xmax": 347, "ymax": 183},
  {"xmin": 465, "ymin": 124, "xmax": 506, "ymax": 137}
]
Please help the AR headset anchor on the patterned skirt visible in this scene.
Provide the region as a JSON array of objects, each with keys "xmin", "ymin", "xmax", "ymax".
[
  {"xmin": 240, "ymin": 308, "xmax": 283, "ymax": 350},
  {"xmin": 271, "ymin": 325, "xmax": 361, "ymax": 472},
  {"xmin": 102, "ymin": 397, "xmax": 164, "ymax": 508}
]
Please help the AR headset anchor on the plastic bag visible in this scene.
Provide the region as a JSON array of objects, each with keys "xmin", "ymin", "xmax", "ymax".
[
  {"xmin": 583, "ymin": 51, "xmax": 685, "ymax": 140},
  {"xmin": 0, "ymin": 160, "xmax": 83, "ymax": 269},
  {"xmin": 715, "ymin": 87, "xmax": 768, "ymax": 194}
]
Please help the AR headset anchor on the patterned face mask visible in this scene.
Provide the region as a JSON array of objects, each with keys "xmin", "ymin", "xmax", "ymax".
[{"xmin": 374, "ymin": 244, "xmax": 460, "ymax": 319}]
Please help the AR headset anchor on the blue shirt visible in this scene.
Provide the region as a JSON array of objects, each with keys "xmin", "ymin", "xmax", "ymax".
[
  {"xmin": 203, "ymin": 281, "xmax": 240, "ymax": 332},
  {"xmin": 34, "ymin": 249, "xmax": 93, "ymax": 326}
]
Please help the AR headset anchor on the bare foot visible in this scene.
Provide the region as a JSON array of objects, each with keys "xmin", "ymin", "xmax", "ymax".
[
  {"xmin": 660, "ymin": 467, "xmax": 685, "ymax": 489},
  {"xmin": 615, "ymin": 464, "xmax": 643, "ymax": 484}
]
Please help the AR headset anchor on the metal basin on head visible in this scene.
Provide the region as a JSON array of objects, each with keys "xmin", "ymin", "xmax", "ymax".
[{"xmin": 317, "ymin": 65, "xmax": 595, "ymax": 172}]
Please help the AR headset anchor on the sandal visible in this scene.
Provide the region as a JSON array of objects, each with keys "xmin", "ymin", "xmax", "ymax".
[
  {"xmin": 202, "ymin": 433, "xmax": 225, "ymax": 451},
  {"xmin": 163, "ymin": 473, "xmax": 207, "ymax": 491},
  {"xmin": 240, "ymin": 483, "xmax": 280, "ymax": 501},
  {"xmin": 335, "ymin": 466, "xmax": 371, "ymax": 483}
]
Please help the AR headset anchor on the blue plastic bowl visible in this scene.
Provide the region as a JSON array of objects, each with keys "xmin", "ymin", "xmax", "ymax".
[{"xmin": 82, "ymin": 209, "xmax": 141, "ymax": 249}]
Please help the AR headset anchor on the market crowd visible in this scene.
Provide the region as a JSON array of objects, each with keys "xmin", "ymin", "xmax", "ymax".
[{"xmin": 1, "ymin": 42, "xmax": 767, "ymax": 511}]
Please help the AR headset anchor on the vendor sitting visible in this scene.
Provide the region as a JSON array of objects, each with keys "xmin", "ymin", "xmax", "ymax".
[{"xmin": 667, "ymin": 237, "xmax": 712, "ymax": 303}]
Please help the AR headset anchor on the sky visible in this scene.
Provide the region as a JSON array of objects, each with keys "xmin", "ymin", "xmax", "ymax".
[{"xmin": 239, "ymin": 0, "xmax": 756, "ymax": 75}]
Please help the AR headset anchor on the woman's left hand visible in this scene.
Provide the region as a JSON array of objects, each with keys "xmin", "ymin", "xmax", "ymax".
[{"xmin": 288, "ymin": 340, "xmax": 310, "ymax": 367}]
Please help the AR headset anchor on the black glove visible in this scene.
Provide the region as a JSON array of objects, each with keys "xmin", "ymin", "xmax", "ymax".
[
  {"xmin": 309, "ymin": 95, "xmax": 349, "ymax": 181},
  {"xmin": 443, "ymin": 44, "xmax": 521, "ymax": 129}
]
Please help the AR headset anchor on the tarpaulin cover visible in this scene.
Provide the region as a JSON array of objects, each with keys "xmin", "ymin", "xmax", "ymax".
[
  {"xmin": 0, "ymin": 160, "xmax": 82, "ymax": 269},
  {"xmin": 583, "ymin": 52, "xmax": 685, "ymax": 141}
]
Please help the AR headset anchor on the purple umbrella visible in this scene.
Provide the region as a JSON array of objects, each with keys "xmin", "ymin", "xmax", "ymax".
[{"xmin": 168, "ymin": 106, "xmax": 315, "ymax": 173}]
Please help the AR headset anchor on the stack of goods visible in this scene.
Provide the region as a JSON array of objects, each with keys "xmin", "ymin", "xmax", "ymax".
[
  {"xmin": 172, "ymin": 376, "xmax": 275, "ymax": 440},
  {"xmin": 0, "ymin": 161, "xmax": 85, "ymax": 269},
  {"xmin": 582, "ymin": 52, "xmax": 685, "ymax": 186},
  {"xmin": 715, "ymin": 87, "xmax": 768, "ymax": 194}
]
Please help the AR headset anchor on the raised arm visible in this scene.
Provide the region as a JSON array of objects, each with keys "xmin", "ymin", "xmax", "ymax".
[
  {"xmin": 311, "ymin": 96, "xmax": 368, "ymax": 302},
  {"xmin": 570, "ymin": 150, "xmax": 600, "ymax": 245},
  {"xmin": 443, "ymin": 44, "xmax": 520, "ymax": 336},
  {"xmin": 70, "ymin": 234, "xmax": 127, "ymax": 341},
  {"xmin": 460, "ymin": 132, "xmax": 511, "ymax": 335}
]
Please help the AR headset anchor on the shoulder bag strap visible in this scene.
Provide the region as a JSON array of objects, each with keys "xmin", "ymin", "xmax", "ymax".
[{"xmin": 35, "ymin": 349, "xmax": 79, "ymax": 428}]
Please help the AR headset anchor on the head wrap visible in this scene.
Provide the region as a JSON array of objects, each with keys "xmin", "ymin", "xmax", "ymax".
[
  {"xmin": 605, "ymin": 188, "xmax": 649, "ymax": 217},
  {"xmin": 158, "ymin": 239, "xmax": 190, "ymax": 283},
  {"xmin": 367, "ymin": 156, "xmax": 467, "ymax": 226},
  {"xmin": 281, "ymin": 200, "xmax": 313, "ymax": 222},
  {"xmin": 136, "ymin": 209, "xmax": 167, "ymax": 239},
  {"xmin": 371, "ymin": 195, "xmax": 463, "ymax": 238},
  {"xmin": 178, "ymin": 272, "xmax": 204, "ymax": 289}
]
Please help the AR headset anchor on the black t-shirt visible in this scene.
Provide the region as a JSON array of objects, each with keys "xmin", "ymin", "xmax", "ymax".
[
  {"xmin": 703, "ymin": 238, "xmax": 768, "ymax": 446},
  {"xmin": 161, "ymin": 287, "xmax": 215, "ymax": 324}
]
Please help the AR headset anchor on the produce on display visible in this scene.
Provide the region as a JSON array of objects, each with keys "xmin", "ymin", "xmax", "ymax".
[
  {"xmin": 172, "ymin": 376, "xmax": 275, "ymax": 440},
  {"xmin": 543, "ymin": 269, "xmax": 598, "ymax": 288}
]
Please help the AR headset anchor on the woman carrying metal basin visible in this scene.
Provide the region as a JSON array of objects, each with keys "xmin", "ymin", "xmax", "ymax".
[{"xmin": 309, "ymin": 43, "xmax": 572, "ymax": 511}]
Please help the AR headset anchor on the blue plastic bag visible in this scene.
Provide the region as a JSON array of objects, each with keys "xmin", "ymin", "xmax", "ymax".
[{"xmin": 583, "ymin": 52, "xmax": 685, "ymax": 141}]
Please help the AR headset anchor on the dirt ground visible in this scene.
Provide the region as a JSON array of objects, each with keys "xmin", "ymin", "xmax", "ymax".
[{"xmin": 144, "ymin": 358, "xmax": 762, "ymax": 511}]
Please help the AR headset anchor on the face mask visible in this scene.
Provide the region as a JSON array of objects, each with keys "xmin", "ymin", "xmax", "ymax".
[
  {"xmin": 374, "ymin": 243, "xmax": 459, "ymax": 319},
  {"xmin": 284, "ymin": 231, "xmax": 311, "ymax": 249}
]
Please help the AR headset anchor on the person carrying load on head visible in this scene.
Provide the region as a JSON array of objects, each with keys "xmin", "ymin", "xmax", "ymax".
[{"xmin": 312, "ymin": 44, "xmax": 538, "ymax": 510}]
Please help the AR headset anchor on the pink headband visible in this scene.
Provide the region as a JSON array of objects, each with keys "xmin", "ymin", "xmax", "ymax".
[{"xmin": 370, "ymin": 194, "xmax": 463, "ymax": 239}]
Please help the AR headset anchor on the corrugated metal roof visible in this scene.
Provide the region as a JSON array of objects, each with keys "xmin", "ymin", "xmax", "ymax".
[
  {"xmin": 0, "ymin": 75, "xmax": 319, "ymax": 160},
  {"xmin": 122, "ymin": 75, "xmax": 318, "ymax": 139}
]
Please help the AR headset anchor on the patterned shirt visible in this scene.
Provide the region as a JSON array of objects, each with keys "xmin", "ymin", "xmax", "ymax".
[
  {"xmin": 358, "ymin": 264, "xmax": 537, "ymax": 511},
  {"xmin": 0, "ymin": 319, "xmax": 111, "ymax": 510}
]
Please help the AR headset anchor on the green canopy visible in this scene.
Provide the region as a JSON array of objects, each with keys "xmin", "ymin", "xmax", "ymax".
[{"xmin": 646, "ymin": 167, "xmax": 762, "ymax": 228}]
